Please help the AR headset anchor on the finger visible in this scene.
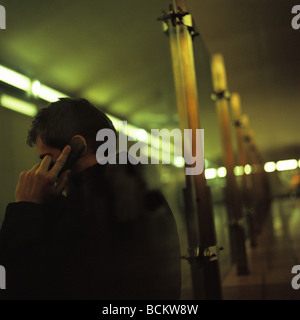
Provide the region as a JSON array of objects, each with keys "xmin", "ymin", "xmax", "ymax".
[
  {"xmin": 54, "ymin": 170, "xmax": 71, "ymax": 196},
  {"xmin": 36, "ymin": 155, "xmax": 53, "ymax": 174},
  {"xmin": 27, "ymin": 163, "xmax": 41, "ymax": 173},
  {"xmin": 50, "ymin": 145, "xmax": 71, "ymax": 177}
]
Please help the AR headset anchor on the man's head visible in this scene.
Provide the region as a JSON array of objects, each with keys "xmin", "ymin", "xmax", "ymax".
[{"xmin": 27, "ymin": 98, "xmax": 116, "ymax": 171}]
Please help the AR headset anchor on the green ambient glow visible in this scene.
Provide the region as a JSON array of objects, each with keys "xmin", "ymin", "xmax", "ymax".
[
  {"xmin": 0, "ymin": 64, "xmax": 201, "ymax": 170},
  {"xmin": 3, "ymin": 65, "xmax": 296, "ymax": 176}
]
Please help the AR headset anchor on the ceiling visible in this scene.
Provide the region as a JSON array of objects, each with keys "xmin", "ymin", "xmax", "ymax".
[{"xmin": 0, "ymin": 0, "xmax": 299, "ymax": 164}]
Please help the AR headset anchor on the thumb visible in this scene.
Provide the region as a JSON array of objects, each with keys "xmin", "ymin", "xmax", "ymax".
[{"xmin": 55, "ymin": 170, "xmax": 71, "ymax": 196}]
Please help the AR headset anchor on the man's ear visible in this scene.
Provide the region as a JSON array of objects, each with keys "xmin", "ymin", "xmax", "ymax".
[{"xmin": 71, "ymin": 135, "xmax": 87, "ymax": 155}]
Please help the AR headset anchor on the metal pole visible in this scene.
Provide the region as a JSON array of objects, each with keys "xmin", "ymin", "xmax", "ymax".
[
  {"xmin": 211, "ymin": 55, "xmax": 249, "ymax": 275},
  {"xmin": 231, "ymin": 93, "xmax": 257, "ymax": 247},
  {"xmin": 160, "ymin": 0, "xmax": 223, "ymax": 299},
  {"xmin": 168, "ymin": 7, "xmax": 203, "ymax": 299},
  {"xmin": 175, "ymin": 0, "xmax": 223, "ymax": 298},
  {"xmin": 241, "ymin": 115, "xmax": 271, "ymax": 231}
]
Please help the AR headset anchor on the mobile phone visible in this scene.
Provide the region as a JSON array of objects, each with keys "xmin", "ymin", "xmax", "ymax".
[{"xmin": 56, "ymin": 137, "xmax": 86, "ymax": 177}]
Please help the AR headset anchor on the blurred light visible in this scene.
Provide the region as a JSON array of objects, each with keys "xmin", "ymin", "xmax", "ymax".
[
  {"xmin": 38, "ymin": 84, "xmax": 68, "ymax": 102},
  {"xmin": 299, "ymin": 159, "xmax": 300, "ymax": 168},
  {"xmin": 205, "ymin": 168, "xmax": 217, "ymax": 179},
  {"xmin": 1, "ymin": 94, "xmax": 37, "ymax": 117},
  {"xmin": 264, "ymin": 162, "xmax": 276, "ymax": 173},
  {"xmin": 107, "ymin": 114, "xmax": 121, "ymax": 131},
  {"xmin": 123, "ymin": 123, "xmax": 149, "ymax": 143},
  {"xmin": 135, "ymin": 129, "xmax": 148, "ymax": 142},
  {"xmin": 276, "ymin": 159, "xmax": 298, "ymax": 171},
  {"xmin": 244, "ymin": 164, "xmax": 252, "ymax": 175},
  {"xmin": 0, "ymin": 65, "xmax": 31, "ymax": 91},
  {"xmin": 217, "ymin": 167, "xmax": 227, "ymax": 178},
  {"xmin": 173, "ymin": 156, "xmax": 185, "ymax": 168},
  {"xmin": 234, "ymin": 166, "xmax": 244, "ymax": 176},
  {"xmin": 31, "ymin": 80, "xmax": 41, "ymax": 96}
]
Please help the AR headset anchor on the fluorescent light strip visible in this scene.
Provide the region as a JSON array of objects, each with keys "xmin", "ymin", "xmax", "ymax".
[
  {"xmin": 37, "ymin": 84, "xmax": 69, "ymax": 102},
  {"xmin": 31, "ymin": 80, "xmax": 41, "ymax": 96},
  {"xmin": 0, "ymin": 65, "xmax": 68, "ymax": 102},
  {"xmin": 276, "ymin": 159, "xmax": 298, "ymax": 171},
  {"xmin": 107, "ymin": 114, "xmax": 121, "ymax": 131},
  {"xmin": 1, "ymin": 94, "xmax": 37, "ymax": 117},
  {"xmin": 0, "ymin": 65, "xmax": 31, "ymax": 91},
  {"xmin": 108, "ymin": 118, "xmax": 187, "ymax": 167},
  {"xmin": 110, "ymin": 117, "xmax": 179, "ymax": 157}
]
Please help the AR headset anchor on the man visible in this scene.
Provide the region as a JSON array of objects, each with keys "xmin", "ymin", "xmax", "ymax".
[{"xmin": 0, "ymin": 98, "xmax": 181, "ymax": 300}]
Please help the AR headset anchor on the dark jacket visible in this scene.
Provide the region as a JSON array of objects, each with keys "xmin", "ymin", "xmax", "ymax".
[{"xmin": 0, "ymin": 161, "xmax": 181, "ymax": 300}]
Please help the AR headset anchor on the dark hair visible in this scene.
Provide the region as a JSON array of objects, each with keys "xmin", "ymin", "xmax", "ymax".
[{"xmin": 27, "ymin": 98, "xmax": 116, "ymax": 152}]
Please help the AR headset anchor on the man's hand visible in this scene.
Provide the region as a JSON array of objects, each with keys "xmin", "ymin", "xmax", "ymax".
[{"xmin": 15, "ymin": 145, "xmax": 71, "ymax": 204}]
